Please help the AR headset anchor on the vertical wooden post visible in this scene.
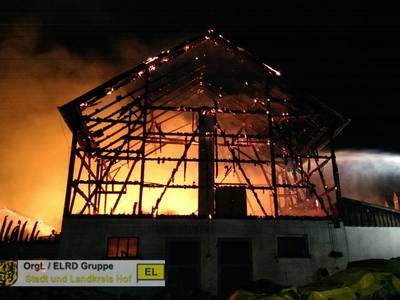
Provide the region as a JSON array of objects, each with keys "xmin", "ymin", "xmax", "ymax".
[
  {"xmin": 63, "ymin": 133, "xmax": 77, "ymax": 216},
  {"xmin": 198, "ymin": 110, "xmax": 215, "ymax": 217},
  {"xmin": 266, "ymin": 79, "xmax": 279, "ymax": 217},
  {"xmin": 95, "ymin": 159, "xmax": 101, "ymax": 214},
  {"xmin": 329, "ymin": 133, "xmax": 342, "ymax": 216},
  {"xmin": 138, "ymin": 67, "xmax": 150, "ymax": 215}
]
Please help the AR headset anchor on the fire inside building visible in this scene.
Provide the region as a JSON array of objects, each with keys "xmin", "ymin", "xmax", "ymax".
[{"xmin": 2, "ymin": 30, "xmax": 400, "ymax": 298}]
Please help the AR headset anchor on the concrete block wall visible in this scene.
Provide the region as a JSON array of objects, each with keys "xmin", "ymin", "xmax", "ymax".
[
  {"xmin": 59, "ymin": 217, "xmax": 349, "ymax": 295},
  {"xmin": 344, "ymin": 226, "xmax": 400, "ymax": 261},
  {"xmin": 4, "ymin": 217, "xmax": 400, "ymax": 297}
]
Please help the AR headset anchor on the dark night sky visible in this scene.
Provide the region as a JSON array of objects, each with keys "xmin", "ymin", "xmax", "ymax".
[{"xmin": 2, "ymin": 1, "xmax": 400, "ymax": 152}]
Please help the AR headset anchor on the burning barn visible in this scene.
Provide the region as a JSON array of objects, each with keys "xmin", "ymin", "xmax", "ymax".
[
  {"xmin": 3, "ymin": 30, "xmax": 400, "ymax": 298},
  {"xmin": 57, "ymin": 29, "xmax": 346, "ymax": 296},
  {"xmin": 58, "ymin": 30, "xmax": 347, "ymax": 219}
]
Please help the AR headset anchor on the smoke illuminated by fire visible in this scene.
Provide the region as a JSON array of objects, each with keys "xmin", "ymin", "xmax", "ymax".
[{"xmin": 0, "ymin": 21, "xmax": 151, "ymax": 230}]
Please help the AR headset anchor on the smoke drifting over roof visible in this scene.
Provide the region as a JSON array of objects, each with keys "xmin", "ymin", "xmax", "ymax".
[
  {"xmin": 337, "ymin": 150, "xmax": 400, "ymax": 206},
  {"xmin": 0, "ymin": 20, "xmax": 152, "ymax": 229}
]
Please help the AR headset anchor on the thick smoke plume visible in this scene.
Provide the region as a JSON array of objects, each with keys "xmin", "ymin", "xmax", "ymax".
[
  {"xmin": 336, "ymin": 150, "xmax": 400, "ymax": 206},
  {"xmin": 0, "ymin": 20, "xmax": 151, "ymax": 230}
]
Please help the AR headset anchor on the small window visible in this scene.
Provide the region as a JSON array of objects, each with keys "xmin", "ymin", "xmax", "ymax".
[
  {"xmin": 107, "ymin": 237, "xmax": 138, "ymax": 258},
  {"xmin": 277, "ymin": 236, "xmax": 309, "ymax": 258}
]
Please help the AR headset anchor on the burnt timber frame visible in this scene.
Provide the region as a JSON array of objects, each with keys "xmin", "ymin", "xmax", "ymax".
[{"xmin": 59, "ymin": 30, "xmax": 348, "ymax": 218}]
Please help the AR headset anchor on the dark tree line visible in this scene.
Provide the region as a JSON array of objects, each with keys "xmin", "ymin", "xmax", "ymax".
[{"xmin": 0, "ymin": 216, "xmax": 57, "ymax": 243}]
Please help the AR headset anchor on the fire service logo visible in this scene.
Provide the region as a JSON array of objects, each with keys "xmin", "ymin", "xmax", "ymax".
[{"xmin": 0, "ymin": 260, "xmax": 18, "ymax": 286}]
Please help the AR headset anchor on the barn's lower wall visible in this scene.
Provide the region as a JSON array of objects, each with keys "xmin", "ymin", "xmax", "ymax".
[
  {"xmin": 59, "ymin": 217, "xmax": 348, "ymax": 296},
  {"xmin": 3, "ymin": 217, "xmax": 400, "ymax": 297},
  {"xmin": 344, "ymin": 226, "xmax": 400, "ymax": 261}
]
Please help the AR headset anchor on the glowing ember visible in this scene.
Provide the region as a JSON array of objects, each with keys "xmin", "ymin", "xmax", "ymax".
[{"xmin": 144, "ymin": 56, "xmax": 158, "ymax": 64}]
